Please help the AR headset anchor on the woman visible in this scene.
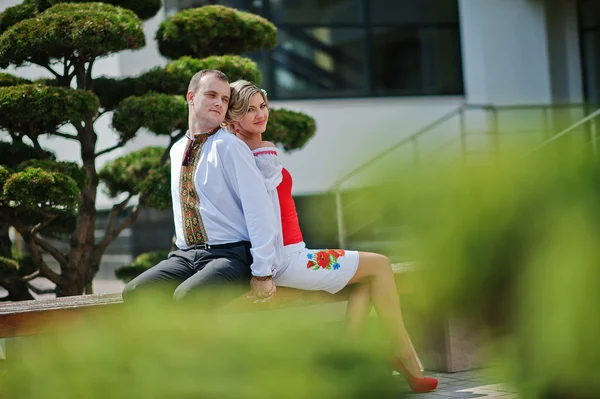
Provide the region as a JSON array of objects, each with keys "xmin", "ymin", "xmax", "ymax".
[{"xmin": 222, "ymin": 80, "xmax": 438, "ymax": 394}]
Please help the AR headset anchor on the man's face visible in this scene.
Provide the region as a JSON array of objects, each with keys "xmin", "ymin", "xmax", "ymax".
[{"xmin": 189, "ymin": 74, "xmax": 231, "ymax": 129}]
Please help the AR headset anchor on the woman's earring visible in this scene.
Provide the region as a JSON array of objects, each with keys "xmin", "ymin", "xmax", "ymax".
[{"xmin": 236, "ymin": 128, "xmax": 240, "ymax": 133}]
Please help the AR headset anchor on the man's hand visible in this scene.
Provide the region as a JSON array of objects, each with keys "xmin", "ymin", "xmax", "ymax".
[{"xmin": 249, "ymin": 277, "xmax": 276, "ymax": 303}]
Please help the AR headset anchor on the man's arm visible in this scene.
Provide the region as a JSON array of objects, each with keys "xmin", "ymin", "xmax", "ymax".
[{"xmin": 220, "ymin": 138, "xmax": 279, "ymax": 278}]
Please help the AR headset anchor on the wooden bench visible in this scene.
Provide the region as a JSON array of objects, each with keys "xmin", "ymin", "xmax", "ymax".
[{"xmin": 0, "ymin": 263, "xmax": 478, "ymax": 372}]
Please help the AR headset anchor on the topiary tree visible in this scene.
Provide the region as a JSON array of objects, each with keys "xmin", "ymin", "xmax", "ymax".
[{"xmin": 0, "ymin": 2, "xmax": 316, "ymax": 300}]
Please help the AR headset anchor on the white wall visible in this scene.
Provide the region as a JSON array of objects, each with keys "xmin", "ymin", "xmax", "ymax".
[
  {"xmin": 272, "ymin": 96, "xmax": 464, "ymax": 194},
  {"xmin": 458, "ymin": 0, "xmax": 583, "ymax": 106}
]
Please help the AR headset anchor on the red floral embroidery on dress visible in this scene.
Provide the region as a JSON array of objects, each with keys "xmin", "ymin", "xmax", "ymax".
[{"xmin": 306, "ymin": 249, "xmax": 345, "ymax": 270}]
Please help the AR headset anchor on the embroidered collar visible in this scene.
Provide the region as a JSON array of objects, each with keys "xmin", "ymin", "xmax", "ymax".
[{"xmin": 186, "ymin": 127, "xmax": 220, "ymax": 140}]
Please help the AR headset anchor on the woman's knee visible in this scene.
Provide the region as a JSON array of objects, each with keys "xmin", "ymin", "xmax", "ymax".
[{"xmin": 351, "ymin": 252, "xmax": 391, "ymax": 283}]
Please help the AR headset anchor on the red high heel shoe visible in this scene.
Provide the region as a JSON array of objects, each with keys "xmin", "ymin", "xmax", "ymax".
[{"xmin": 391, "ymin": 357, "xmax": 438, "ymax": 393}]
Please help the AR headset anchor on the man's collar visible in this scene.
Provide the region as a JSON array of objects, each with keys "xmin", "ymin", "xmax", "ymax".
[{"xmin": 186, "ymin": 127, "xmax": 220, "ymax": 140}]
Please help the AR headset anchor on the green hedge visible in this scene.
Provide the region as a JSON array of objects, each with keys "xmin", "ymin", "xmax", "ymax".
[
  {"xmin": 112, "ymin": 93, "xmax": 187, "ymax": 140},
  {"xmin": 94, "ymin": 55, "xmax": 261, "ymax": 110},
  {"xmin": 264, "ymin": 109, "xmax": 317, "ymax": 152},
  {"xmin": 2, "ymin": 167, "xmax": 79, "ymax": 211},
  {"xmin": 35, "ymin": 0, "xmax": 161, "ymax": 20},
  {"xmin": 0, "ymin": 3, "xmax": 145, "ymax": 68},
  {"xmin": 156, "ymin": 5, "xmax": 277, "ymax": 60},
  {"xmin": 0, "ymin": 85, "xmax": 99, "ymax": 135},
  {"xmin": 0, "ymin": 0, "xmax": 37, "ymax": 36},
  {"xmin": 114, "ymin": 250, "xmax": 169, "ymax": 283}
]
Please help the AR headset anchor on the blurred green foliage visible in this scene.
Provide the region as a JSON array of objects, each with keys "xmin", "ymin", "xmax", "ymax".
[
  {"xmin": 0, "ymin": 302, "xmax": 400, "ymax": 399},
  {"xmin": 156, "ymin": 5, "xmax": 277, "ymax": 60},
  {"xmin": 368, "ymin": 147, "xmax": 600, "ymax": 398}
]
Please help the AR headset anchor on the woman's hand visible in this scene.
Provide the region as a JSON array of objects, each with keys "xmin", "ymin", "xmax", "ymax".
[{"xmin": 249, "ymin": 276, "xmax": 276, "ymax": 303}]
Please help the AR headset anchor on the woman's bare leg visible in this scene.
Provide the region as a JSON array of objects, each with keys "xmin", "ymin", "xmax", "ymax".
[
  {"xmin": 347, "ymin": 252, "xmax": 423, "ymax": 377},
  {"xmin": 345, "ymin": 283, "xmax": 372, "ymax": 340}
]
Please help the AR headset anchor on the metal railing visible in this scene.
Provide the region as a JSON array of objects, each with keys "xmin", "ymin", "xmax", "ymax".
[
  {"xmin": 331, "ymin": 103, "xmax": 591, "ymax": 248},
  {"xmin": 533, "ymin": 108, "xmax": 600, "ymax": 154}
]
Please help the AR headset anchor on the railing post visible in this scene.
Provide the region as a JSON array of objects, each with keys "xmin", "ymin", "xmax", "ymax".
[
  {"xmin": 591, "ymin": 118, "xmax": 598, "ymax": 158},
  {"xmin": 412, "ymin": 137, "xmax": 420, "ymax": 166},
  {"xmin": 490, "ymin": 106, "xmax": 500, "ymax": 158},
  {"xmin": 335, "ymin": 189, "xmax": 346, "ymax": 249},
  {"xmin": 542, "ymin": 106, "xmax": 550, "ymax": 141},
  {"xmin": 459, "ymin": 107, "xmax": 467, "ymax": 160}
]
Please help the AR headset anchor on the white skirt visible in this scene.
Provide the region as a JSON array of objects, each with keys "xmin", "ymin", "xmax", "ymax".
[{"xmin": 274, "ymin": 242, "xmax": 360, "ymax": 294}]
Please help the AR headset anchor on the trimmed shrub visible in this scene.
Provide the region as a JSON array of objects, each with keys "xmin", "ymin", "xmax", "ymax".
[
  {"xmin": 0, "ymin": 140, "xmax": 55, "ymax": 169},
  {"xmin": 165, "ymin": 55, "xmax": 262, "ymax": 87},
  {"xmin": 0, "ymin": 3, "xmax": 145, "ymax": 68},
  {"xmin": 265, "ymin": 109, "xmax": 317, "ymax": 152},
  {"xmin": 112, "ymin": 93, "xmax": 187, "ymax": 140},
  {"xmin": 3, "ymin": 167, "xmax": 79, "ymax": 211},
  {"xmin": 114, "ymin": 249, "xmax": 169, "ymax": 282},
  {"xmin": 94, "ymin": 55, "xmax": 261, "ymax": 110},
  {"xmin": 0, "ymin": 72, "xmax": 31, "ymax": 88},
  {"xmin": 0, "ymin": 0, "xmax": 38, "ymax": 35},
  {"xmin": 0, "ymin": 85, "xmax": 99, "ymax": 134},
  {"xmin": 17, "ymin": 159, "xmax": 88, "ymax": 190},
  {"xmin": 99, "ymin": 146, "xmax": 165, "ymax": 199},
  {"xmin": 156, "ymin": 5, "xmax": 277, "ymax": 59},
  {"xmin": 36, "ymin": 0, "xmax": 161, "ymax": 20},
  {"xmin": 138, "ymin": 163, "xmax": 171, "ymax": 210}
]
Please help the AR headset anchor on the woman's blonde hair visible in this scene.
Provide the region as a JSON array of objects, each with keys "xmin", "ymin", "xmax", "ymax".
[{"xmin": 222, "ymin": 80, "xmax": 268, "ymax": 133}]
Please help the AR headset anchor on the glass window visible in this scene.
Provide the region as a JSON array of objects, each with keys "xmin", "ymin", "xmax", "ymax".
[
  {"xmin": 582, "ymin": 30, "xmax": 600, "ymax": 104},
  {"xmin": 165, "ymin": 0, "xmax": 464, "ymax": 99},
  {"xmin": 369, "ymin": 0, "xmax": 459, "ymax": 25},
  {"xmin": 581, "ymin": 0, "xmax": 600, "ymax": 30},
  {"xmin": 269, "ymin": 0, "xmax": 362, "ymax": 24},
  {"xmin": 271, "ymin": 28, "xmax": 368, "ymax": 98},
  {"xmin": 371, "ymin": 27, "xmax": 463, "ymax": 95}
]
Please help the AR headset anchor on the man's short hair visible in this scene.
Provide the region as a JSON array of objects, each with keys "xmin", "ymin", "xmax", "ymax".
[{"xmin": 187, "ymin": 70, "xmax": 229, "ymax": 95}]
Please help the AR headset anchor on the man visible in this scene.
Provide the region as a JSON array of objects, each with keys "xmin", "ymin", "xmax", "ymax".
[{"xmin": 123, "ymin": 70, "xmax": 277, "ymax": 304}]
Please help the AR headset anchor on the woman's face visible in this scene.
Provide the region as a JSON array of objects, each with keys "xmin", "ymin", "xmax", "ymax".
[{"xmin": 237, "ymin": 92, "xmax": 269, "ymax": 135}]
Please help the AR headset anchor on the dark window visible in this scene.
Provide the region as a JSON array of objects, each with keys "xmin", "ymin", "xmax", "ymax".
[
  {"xmin": 167, "ymin": 0, "xmax": 463, "ymax": 99},
  {"xmin": 269, "ymin": 0, "xmax": 361, "ymax": 24},
  {"xmin": 271, "ymin": 27, "xmax": 368, "ymax": 98},
  {"xmin": 371, "ymin": 27, "xmax": 463, "ymax": 95},
  {"xmin": 369, "ymin": 0, "xmax": 459, "ymax": 25},
  {"xmin": 580, "ymin": 0, "xmax": 600, "ymax": 105}
]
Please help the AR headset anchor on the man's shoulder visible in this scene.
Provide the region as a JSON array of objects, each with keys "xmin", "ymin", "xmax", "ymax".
[
  {"xmin": 171, "ymin": 135, "xmax": 188, "ymax": 154},
  {"xmin": 213, "ymin": 128, "xmax": 251, "ymax": 153}
]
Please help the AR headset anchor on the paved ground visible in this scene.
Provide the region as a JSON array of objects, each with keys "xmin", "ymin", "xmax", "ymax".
[{"xmin": 402, "ymin": 369, "xmax": 518, "ymax": 399}]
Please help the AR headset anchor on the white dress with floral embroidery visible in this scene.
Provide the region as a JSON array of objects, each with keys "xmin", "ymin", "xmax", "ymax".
[{"xmin": 252, "ymin": 147, "xmax": 359, "ymax": 294}]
